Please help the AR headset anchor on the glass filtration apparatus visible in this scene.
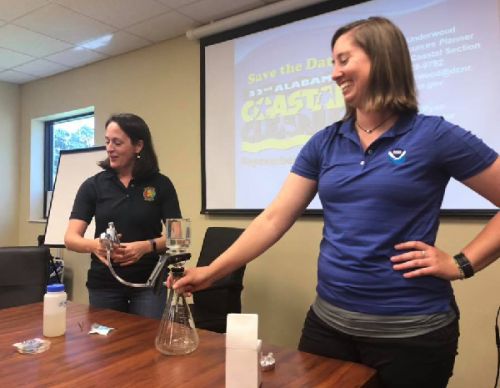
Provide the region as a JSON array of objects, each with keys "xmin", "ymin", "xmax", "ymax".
[
  {"xmin": 155, "ymin": 218, "xmax": 199, "ymax": 355},
  {"xmin": 99, "ymin": 218, "xmax": 199, "ymax": 355}
]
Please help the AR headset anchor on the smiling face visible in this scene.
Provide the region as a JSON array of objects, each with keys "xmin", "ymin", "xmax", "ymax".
[
  {"xmin": 331, "ymin": 31, "xmax": 372, "ymax": 110},
  {"xmin": 104, "ymin": 121, "xmax": 143, "ymax": 176}
]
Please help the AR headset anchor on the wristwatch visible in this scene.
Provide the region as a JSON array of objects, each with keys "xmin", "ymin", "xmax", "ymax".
[
  {"xmin": 149, "ymin": 239, "xmax": 157, "ymax": 253},
  {"xmin": 453, "ymin": 252, "xmax": 474, "ymax": 279}
]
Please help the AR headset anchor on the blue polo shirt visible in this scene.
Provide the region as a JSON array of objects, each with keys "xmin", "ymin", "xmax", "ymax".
[{"xmin": 292, "ymin": 113, "xmax": 497, "ymax": 315}]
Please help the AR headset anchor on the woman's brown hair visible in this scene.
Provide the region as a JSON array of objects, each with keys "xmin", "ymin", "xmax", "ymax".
[
  {"xmin": 99, "ymin": 113, "xmax": 159, "ymax": 179},
  {"xmin": 331, "ymin": 16, "xmax": 418, "ymax": 119}
]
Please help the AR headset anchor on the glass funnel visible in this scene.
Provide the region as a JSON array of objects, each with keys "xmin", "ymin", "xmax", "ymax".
[{"xmin": 165, "ymin": 218, "xmax": 190, "ymax": 255}]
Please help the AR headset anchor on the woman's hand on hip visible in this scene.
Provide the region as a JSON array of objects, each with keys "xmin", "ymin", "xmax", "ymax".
[{"xmin": 391, "ymin": 241, "xmax": 462, "ymax": 280}]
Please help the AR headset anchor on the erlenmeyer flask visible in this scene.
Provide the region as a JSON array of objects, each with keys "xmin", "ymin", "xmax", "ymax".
[{"xmin": 155, "ymin": 267, "xmax": 199, "ymax": 355}]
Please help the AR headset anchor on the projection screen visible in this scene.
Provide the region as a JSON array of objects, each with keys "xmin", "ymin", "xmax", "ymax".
[{"xmin": 202, "ymin": 0, "xmax": 500, "ymax": 215}]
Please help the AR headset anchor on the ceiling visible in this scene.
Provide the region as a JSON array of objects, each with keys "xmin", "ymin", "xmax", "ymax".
[{"xmin": 0, "ymin": 0, "xmax": 284, "ymax": 84}]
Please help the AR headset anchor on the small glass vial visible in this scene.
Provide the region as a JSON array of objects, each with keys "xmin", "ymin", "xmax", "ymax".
[{"xmin": 43, "ymin": 283, "xmax": 67, "ymax": 337}]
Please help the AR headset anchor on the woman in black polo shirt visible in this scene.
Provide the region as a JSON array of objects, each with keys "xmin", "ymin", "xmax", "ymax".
[{"xmin": 64, "ymin": 113, "xmax": 181, "ymax": 319}]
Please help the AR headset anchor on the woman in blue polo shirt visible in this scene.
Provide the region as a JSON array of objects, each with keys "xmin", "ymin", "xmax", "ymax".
[
  {"xmin": 65, "ymin": 113, "xmax": 181, "ymax": 319},
  {"xmin": 174, "ymin": 17, "xmax": 499, "ymax": 387}
]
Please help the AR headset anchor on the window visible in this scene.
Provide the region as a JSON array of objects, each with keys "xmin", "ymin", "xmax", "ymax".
[{"xmin": 44, "ymin": 113, "xmax": 95, "ymax": 216}]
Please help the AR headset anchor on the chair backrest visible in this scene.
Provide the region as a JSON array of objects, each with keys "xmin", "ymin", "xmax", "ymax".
[
  {"xmin": 192, "ymin": 227, "xmax": 245, "ymax": 333},
  {"xmin": 0, "ymin": 246, "xmax": 50, "ymax": 309}
]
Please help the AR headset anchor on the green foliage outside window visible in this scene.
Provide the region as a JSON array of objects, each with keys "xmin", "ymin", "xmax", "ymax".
[{"xmin": 51, "ymin": 116, "xmax": 95, "ymax": 186}]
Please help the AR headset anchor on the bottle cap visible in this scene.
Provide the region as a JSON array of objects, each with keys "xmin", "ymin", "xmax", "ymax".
[{"xmin": 47, "ymin": 283, "xmax": 65, "ymax": 292}]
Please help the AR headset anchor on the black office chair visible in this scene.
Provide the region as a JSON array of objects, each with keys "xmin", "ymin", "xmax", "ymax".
[
  {"xmin": 191, "ymin": 227, "xmax": 246, "ymax": 333},
  {"xmin": 0, "ymin": 246, "xmax": 50, "ymax": 309}
]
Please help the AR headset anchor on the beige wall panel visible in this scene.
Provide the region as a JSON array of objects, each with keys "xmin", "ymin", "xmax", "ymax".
[{"xmin": 0, "ymin": 82, "xmax": 20, "ymax": 245}]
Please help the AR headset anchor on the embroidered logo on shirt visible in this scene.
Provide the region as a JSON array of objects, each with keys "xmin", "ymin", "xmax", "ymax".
[
  {"xmin": 388, "ymin": 148, "xmax": 407, "ymax": 165},
  {"xmin": 143, "ymin": 187, "xmax": 156, "ymax": 201}
]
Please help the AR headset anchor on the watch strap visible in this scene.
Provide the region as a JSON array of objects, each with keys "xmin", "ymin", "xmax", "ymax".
[
  {"xmin": 149, "ymin": 239, "xmax": 157, "ymax": 253},
  {"xmin": 453, "ymin": 252, "xmax": 474, "ymax": 279}
]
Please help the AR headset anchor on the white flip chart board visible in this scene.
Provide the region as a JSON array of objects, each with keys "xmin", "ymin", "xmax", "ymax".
[{"xmin": 44, "ymin": 147, "xmax": 106, "ymax": 247}]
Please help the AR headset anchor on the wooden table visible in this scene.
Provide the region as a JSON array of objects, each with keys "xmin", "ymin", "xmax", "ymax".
[{"xmin": 0, "ymin": 303, "xmax": 377, "ymax": 387}]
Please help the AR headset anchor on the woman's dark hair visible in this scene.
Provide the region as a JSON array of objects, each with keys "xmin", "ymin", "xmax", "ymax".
[
  {"xmin": 331, "ymin": 16, "xmax": 418, "ymax": 120},
  {"xmin": 99, "ymin": 113, "xmax": 159, "ymax": 179}
]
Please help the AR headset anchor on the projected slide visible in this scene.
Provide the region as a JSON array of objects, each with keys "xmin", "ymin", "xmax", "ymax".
[{"xmin": 204, "ymin": 0, "xmax": 500, "ymax": 212}]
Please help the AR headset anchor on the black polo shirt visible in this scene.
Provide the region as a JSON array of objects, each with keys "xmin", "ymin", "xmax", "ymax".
[{"xmin": 70, "ymin": 169, "xmax": 181, "ymax": 288}]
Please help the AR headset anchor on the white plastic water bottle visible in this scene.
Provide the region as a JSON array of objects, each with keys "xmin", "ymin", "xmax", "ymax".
[{"xmin": 43, "ymin": 283, "xmax": 67, "ymax": 337}]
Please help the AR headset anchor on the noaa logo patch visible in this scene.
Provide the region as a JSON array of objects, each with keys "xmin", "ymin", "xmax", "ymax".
[{"xmin": 388, "ymin": 148, "xmax": 407, "ymax": 165}]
